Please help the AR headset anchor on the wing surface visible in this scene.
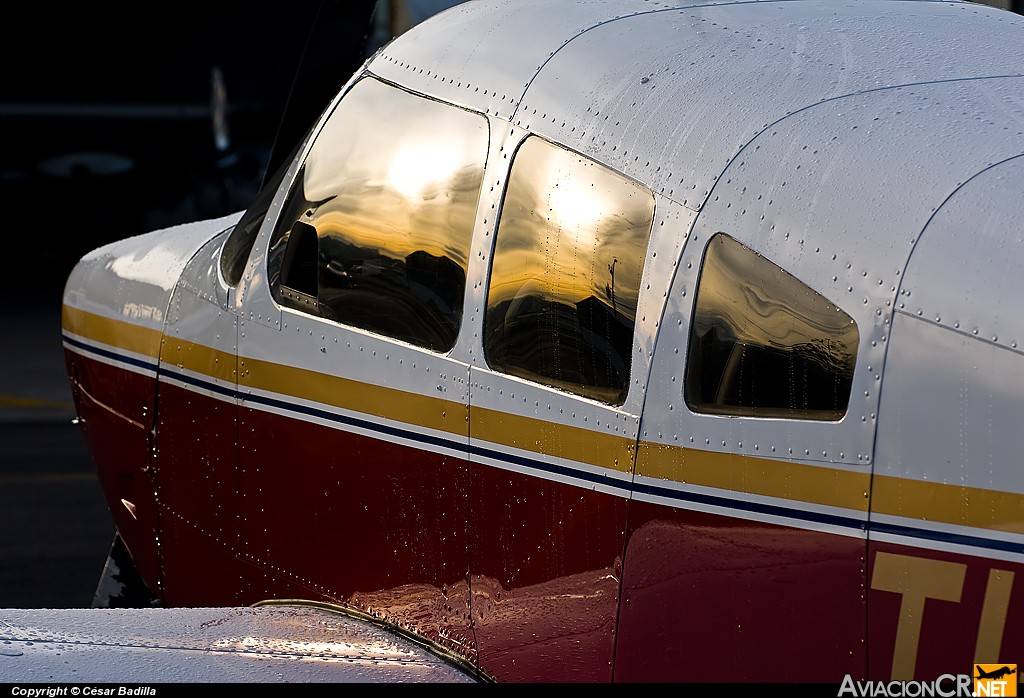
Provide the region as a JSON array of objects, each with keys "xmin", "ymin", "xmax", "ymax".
[{"xmin": 0, "ymin": 603, "xmax": 479, "ymax": 683}]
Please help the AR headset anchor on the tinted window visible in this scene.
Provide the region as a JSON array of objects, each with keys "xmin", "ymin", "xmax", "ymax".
[
  {"xmin": 685, "ymin": 234, "xmax": 858, "ymax": 420},
  {"xmin": 267, "ymin": 77, "xmax": 488, "ymax": 352},
  {"xmin": 484, "ymin": 137, "xmax": 655, "ymax": 405}
]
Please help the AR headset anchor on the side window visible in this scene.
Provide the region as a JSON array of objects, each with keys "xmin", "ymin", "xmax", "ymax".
[
  {"xmin": 484, "ymin": 136, "xmax": 655, "ymax": 405},
  {"xmin": 267, "ymin": 77, "xmax": 488, "ymax": 353},
  {"xmin": 685, "ymin": 233, "xmax": 858, "ymax": 421}
]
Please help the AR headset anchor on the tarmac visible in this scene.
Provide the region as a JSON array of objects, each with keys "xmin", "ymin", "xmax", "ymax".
[
  {"xmin": 0, "ymin": 289, "xmax": 114, "ymax": 609},
  {"xmin": 1, "ymin": 295, "xmax": 77, "ymax": 425}
]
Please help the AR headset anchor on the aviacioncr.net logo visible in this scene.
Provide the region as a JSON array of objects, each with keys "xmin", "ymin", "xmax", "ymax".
[{"xmin": 838, "ymin": 674, "xmax": 974, "ymax": 697}]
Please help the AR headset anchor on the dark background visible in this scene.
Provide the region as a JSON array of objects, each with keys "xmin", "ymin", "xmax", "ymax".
[
  {"xmin": 0, "ymin": 2, "xmax": 385, "ymax": 297},
  {"xmin": 0, "ymin": 1, "xmax": 384, "ymax": 608}
]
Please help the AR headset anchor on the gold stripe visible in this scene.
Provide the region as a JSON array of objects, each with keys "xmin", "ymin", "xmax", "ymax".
[
  {"xmin": 63, "ymin": 305, "xmax": 1024, "ymax": 534},
  {"xmin": 470, "ymin": 407, "xmax": 634, "ymax": 474},
  {"xmin": 160, "ymin": 336, "xmax": 237, "ymax": 384},
  {"xmin": 62, "ymin": 305, "xmax": 163, "ymax": 359},
  {"xmin": 974, "ymin": 569, "xmax": 1015, "ymax": 663},
  {"xmin": 873, "ymin": 474, "xmax": 1024, "ymax": 535},
  {"xmin": 636, "ymin": 441, "xmax": 871, "ymax": 512},
  {"xmin": 239, "ymin": 355, "xmax": 467, "ymax": 436},
  {"xmin": 638, "ymin": 442, "xmax": 1024, "ymax": 533}
]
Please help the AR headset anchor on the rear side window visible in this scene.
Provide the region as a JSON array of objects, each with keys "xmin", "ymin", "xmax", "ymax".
[
  {"xmin": 484, "ymin": 136, "xmax": 655, "ymax": 405},
  {"xmin": 685, "ymin": 233, "xmax": 858, "ymax": 421},
  {"xmin": 267, "ymin": 77, "xmax": 488, "ymax": 353}
]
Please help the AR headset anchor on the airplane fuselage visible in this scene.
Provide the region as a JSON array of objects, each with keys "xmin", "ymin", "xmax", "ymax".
[{"xmin": 61, "ymin": 0, "xmax": 1024, "ymax": 683}]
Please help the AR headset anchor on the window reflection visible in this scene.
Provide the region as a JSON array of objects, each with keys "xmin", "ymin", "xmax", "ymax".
[
  {"xmin": 685, "ymin": 234, "xmax": 858, "ymax": 421},
  {"xmin": 268, "ymin": 77, "xmax": 488, "ymax": 352},
  {"xmin": 485, "ymin": 137, "xmax": 655, "ymax": 405}
]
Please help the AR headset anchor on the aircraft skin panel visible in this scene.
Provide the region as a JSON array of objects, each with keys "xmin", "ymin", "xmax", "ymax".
[
  {"xmin": 466, "ymin": 464, "xmax": 626, "ymax": 683},
  {"xmin": 870, "ymin": 152, "xmax": 1024, "ymax": 561},
  {"xmin": 61, "ymin": 312, "xmax": 161, "ymax": 591},
  {"xmin": 150, "ymin": 379, "xmax": 243, "ymax": 607},
  {"xmin": 465, "ymin": 362, "xmax": 640, "ymax": 681},
  {"xmin": 875, "ymin": 317, "xmax": 1024, "ymax": 500},
  {"xmin": 60, "ymin": 213, "xmax": 244, "ymax": 441},
  {"xmin": 615, "ymin": 501, "xmax": 866, "ymax": 682},
  {"xmin": 155, "ymin": 230, "xmax": 244, "ymax": 605},
  {"xmin": 170, "ymin": 394, "xmax": 638, "ymax": 680},
  {"xmin": 870, "ymin": 313, "xmax": 1024, "ymax": 581},
  {"xmin": 235, "ymin": 310, "xmax": 471, "ymax": 412},
  {"xmin": 61, "ymin": 312, "xmax": 160, "ymax": 426},
  {"xmin": 368, "ymin": 0, "xmax": 659, "ymax": 122},
  {"xmin": 683, "ymin": 78, "xmax": 1024, "ymax": 309},
  {"xmin": 898, "ymin": 155, "xmax": 1024, "ymax": 367},
  {"xmin": 232, "ymin": 406, "xmax": 474, "ymax": 644}
]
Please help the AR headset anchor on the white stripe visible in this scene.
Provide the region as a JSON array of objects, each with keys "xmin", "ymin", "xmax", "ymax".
[
  {"xmin": 62, "ymin": 337, "xmax": 157, "ymax": 379},
  {"xmin": 869, "ymin": 531, "xmax": 1024, "ymax": 565},
  {"xmin": 630, "ymin": 486, "xmax": 869, "ymax": 539},
  {"xmin": 238, "ymin": 384, "xmax": 469, "ymax": 462},
  {"xmin": 871, "ymin": 512, "xmax": 1024, "ymax": 547},
  {"xmin": 470, "ymin": 451, "xmax": 633, "ymax": 498},
  {"xmin": 158, "ymin": 369, "xmax": 237, "ymax": 407}
]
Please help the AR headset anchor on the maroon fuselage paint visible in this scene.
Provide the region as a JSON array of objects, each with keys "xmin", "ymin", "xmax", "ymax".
[
  {"xmin": 152, "ymin": 381, "xmax": 244, "ymax": 606},
  {"xmin": 468, "ymin": 465, "xmax": 628, "ymax": 682},
  {"xmin": 614, "ymin": 503, "xmax": 866, "ymax": 682},
  {"xmin": 65, "ymin": 351, "xmax": 161, "ymax": 589},
  {"xmin": 235, "ymin": 405, "xmax": 474, "ymax": 657}
]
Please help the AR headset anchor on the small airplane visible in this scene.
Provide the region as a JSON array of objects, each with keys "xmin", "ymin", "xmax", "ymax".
[
  {"xmin": 52, "ymin": 0, "xmax": 1023, "ymax": 684},
  {"xmin": 976, "ymin": 666, "xmax": 1018, "ymax": 681}
]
